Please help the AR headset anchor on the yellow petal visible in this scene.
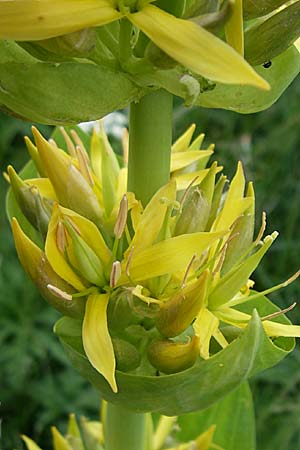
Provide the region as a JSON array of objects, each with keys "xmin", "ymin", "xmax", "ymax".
[
  {"xmin": 129, "ymin": 5, "xmax": 269, "ymax": 89},
  {"xmin": 193, "ymin": 308, "xmax": 219, "ymax": 359},
  {"xmin": 195, "ymin": 425, "xmax": 217, "ymax": 450},
  {"xmin": 120, "ymin": 230, "xmax": 226, "ymax": 283},
  {"xmin": 216, "ymin": 306, "xmax": 300, "ymax": 338},
  {"xmin": 22, "ymin": 436, "xmax": 43, "ymax": 450},
  {"xmin": 170, "ymin": 150, "xmax": 213, "ymax": 172},
  {"xmin": 212, "ymin": 162, "xmax": 252, "ymax": 232},
  {"xmin": 225, "ymin": 0, "xmax": 244, "ymax": 55},
  {"xmin": 126, "ymin": 181, "xmax": 176, "ymax": 255},
  {"xmin": 83, "ymin": 293, "xmax": 117, "ymax": 393},
  {"xmin": 51, "ymin": 427, "xmax": 70, "ymax": 450},
  {"xmin": 45, "ymin": 204, "xmax": 86, "ymax": 291},
  {"xmin": 0, "ymin": 0, "xmax": 121, "ymax": 41},
  {"xmin": 171, "ymin": 124, "xmax": 196, "ymax": 153},
  {"xmin": 26, "ymin": 178, "xmax": 57, "ymax": 200}
]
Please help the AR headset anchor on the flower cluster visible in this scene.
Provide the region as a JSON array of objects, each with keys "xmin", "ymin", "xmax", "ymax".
[{"xmin": 7, "ymin": 125, "xmax": 300, "ymax": 393}]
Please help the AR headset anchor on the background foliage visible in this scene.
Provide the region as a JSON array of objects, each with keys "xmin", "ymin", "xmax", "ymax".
[{"xmin": 0, "ymin": 77, "xmax": 300, "ymax": 449}]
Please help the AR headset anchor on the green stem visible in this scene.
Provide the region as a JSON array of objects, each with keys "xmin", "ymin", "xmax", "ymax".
[
  {"xmin": 104, "ymin": 90, "xmax": 173, "ymax": 450},
  {"xmin": 104, "ymin": 403, "xmax": 152, "ymax": 450},
  {"xmin": 128, "ymin": 89, "xmax": 173, "ymax": 205}
]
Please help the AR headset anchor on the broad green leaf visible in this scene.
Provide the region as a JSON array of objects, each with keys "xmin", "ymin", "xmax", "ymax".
[
  {"xmin": 183, "ymin": 0, "xmax": 221, "ymax": 18},
  {"xmin": 0, "ymin": 41, "xmax": 143, "ymax": 125},
  {"xmin": 55, "ymin": 308, "xmax": 293, "ymax": 415},
  {"xmin": 177, "ymin": 382, "xmax": 255, "ymax": 450},
  {"xmin": 245, "ymin": 1, "xmax": 300, "ymax": 66},
  {"xmin": 129, "ymin": 4, "xmax": 269, "ymax": 88},
  {"xmin": 243, "ymin": 0, "xmax": 286, "ymax": 19}
]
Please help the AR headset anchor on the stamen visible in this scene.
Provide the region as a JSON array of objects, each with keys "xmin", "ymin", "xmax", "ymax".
[
  {"xmin": 254, "ymin": 211, "xmax": 267, "ymax": 244},
  {"xmin": 60, "ymin": 126, "xmax": 77, "ymax": 158},
  {"xmin": 212, "ymin": 243, "xmax": 228, "ymax": 277},
  {"xmin": 181, "ymin": 254, "xmax": 197, "ymax": 289},
  {"xmin": 70, "ymin": 129, "xmax": 89, "ymax": 162},
  {"xmin": 48, "ymin": 138, "xmax": 58, "ymax": 148},
  {"xmin": 262, "ymin": 302, "xmax": 297, "ymax": 321},
  {"xmin": 114, "ymin": 195, "xmax": 128, "ymax": 239},
  {"xmin": 76, "ymin": 145, "xmax": 94, "ymax": 186},
  {"xmin": 227, "ymin": 270, "xmax": 300, "ymax": 308},
  {"xmin": 180, "ymin": 176, "xmax": 199, "ymax": 211},
  {"xmin": 110, "ymin": 261, "xmax": 122, "ymax": 289},
  {"xmin": 64, "ymin": 217, "xmax": 82, "ymax": 236},
  {"xmin": 47, "ymin": 284, "xmax": 72, "ymax": 301},
  {"xmin": 56, "ymin": 221, "xmax": 67, "ymax": 253},
  {"xmin": 126, "ymin": 245, "xmax": 135, "ymax": 280}
]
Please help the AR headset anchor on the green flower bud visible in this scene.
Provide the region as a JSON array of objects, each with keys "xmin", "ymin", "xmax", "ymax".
[
  {"xmin": 175, "ymin": 187, "xmax": 210, "ymax": 235},
  {"xmin": 32, "ymin": 127, "xmax": 103, "ymax": 225},
  {"xmin": 156, "ymin": 270, "xmax": 209, "ymax": 338},
  {"xmin": 145, "ymin": 41, "xmax": 177, "ymax": 69},
  {"xmin": 112, "ymin": 338, "xmax": 141, "ymax": 372},
  {"xmin": 148, "ymin": 335, "xmax": 200, "ymax": 374},
  {"xmin": 7, "ymin": 165, "xmax": 52, "ymax": 240},
  {"xmin": 35, "ymin": 28, "xmax": 97, "ymax": 58},
  {"xmin": 64, "ymin": 218, "xmax": 106, "ymax": 286}
]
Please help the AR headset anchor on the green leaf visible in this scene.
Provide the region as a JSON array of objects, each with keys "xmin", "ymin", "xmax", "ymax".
[
  {"xmin": 0, "ymin": 41, "xmax": 144, "ymax": 125},
  {"xmin": 245, "ymin": 1, "xmax": 300, "ymax": 65},
  {"xmin": 243, "ymin": 0, "xmax": 286, "ymax": 20},
  {"xmin": 55, "ymin": 306, "xmax": 293, "ymax": 416},
  {"xmin": 177, "ymin": 382, "xmax": 255, "ymax": 450}
]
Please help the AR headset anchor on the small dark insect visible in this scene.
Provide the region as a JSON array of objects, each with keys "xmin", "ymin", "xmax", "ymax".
[{"xmin": 263, "ymin": 61, "xmax": 272, "ymax": 68}]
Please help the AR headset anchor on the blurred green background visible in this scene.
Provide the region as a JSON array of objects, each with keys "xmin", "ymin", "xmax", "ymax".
[{"xmin": 1, "ymin": 78, "xmax": 300, "ymax": 450}]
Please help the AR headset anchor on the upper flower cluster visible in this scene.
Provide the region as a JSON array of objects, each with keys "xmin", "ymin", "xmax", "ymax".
[{"xmin": 7, "ymin": 125, "xmax": 300, "ymax": 393}]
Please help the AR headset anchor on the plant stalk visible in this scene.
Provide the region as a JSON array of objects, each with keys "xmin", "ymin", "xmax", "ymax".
[
  {"xmin": 104, "ymin": 89, "xmax": 173, "ymax": 450},
  {"xmin": 128, "ymin": 89, "xmax": 173, "ymax": 205}
]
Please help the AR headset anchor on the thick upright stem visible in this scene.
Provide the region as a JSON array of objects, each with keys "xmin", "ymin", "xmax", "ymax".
[
  {"xmin": 104, "ymin": 90, "xmax": 173, "ymax": 450},
  {"xmin": 104, "ymin": 403, "xmax": 151, "ymax": 450},
  {"xmin": 128, "ymin": 89, "xmax": 173, "ymax": 205}
]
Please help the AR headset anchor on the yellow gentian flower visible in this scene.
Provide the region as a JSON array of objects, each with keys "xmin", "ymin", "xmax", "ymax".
[{"xmin": 0, "ymin": 0, "xmax": 269, "ymax": 88}]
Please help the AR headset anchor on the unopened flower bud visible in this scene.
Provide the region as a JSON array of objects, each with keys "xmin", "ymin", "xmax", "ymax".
[
  {"xmin": 112, "ymin": 338, "xmax": 141, "ymax": 372},
  {"xmin": 35, "ymin": 28, "xmax": 97, "ymax": 57},
  {"xmin": 12, "ymin": 218, "xmax": 84, "ymax": 318},
  {"xmin": 145, "ymin": 41, "xmax": 177, "ymax": 69},
  {"xmin": 148, "ymin": 335, "xmax": 200, "ymax": 374},
  {"xmin": 175, "ymin": 188, "xmax": 210, "ymax": 235},
  {"xmin": 156, "ymin": 270, "xmax": 209, "ymax": 338},
  {"xmin": 32, "ymin": 127, "xmax": 103, "ymax": 224},
  {"xmin": 7, "ymin": 165, "xmax": 52, "ymax": 239},
  {"xmin": 64, "ymin": 219, "xmax": 106, "ymax": 286}
]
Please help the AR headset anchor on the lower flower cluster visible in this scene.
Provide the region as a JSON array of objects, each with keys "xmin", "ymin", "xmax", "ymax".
[{"xmin": 7, "ymin": 124, "xmax": 300, "ymax": 394}]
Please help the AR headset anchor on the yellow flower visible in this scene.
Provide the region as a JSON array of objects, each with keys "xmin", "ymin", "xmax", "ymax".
[
  {"xmin": 0, "ymin": 0, "xmax": 269, "ymax": 88},
  {"xmin": 9, "ymin": 125, "xmax": 300, "ymax": 394}
]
